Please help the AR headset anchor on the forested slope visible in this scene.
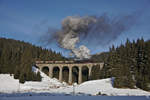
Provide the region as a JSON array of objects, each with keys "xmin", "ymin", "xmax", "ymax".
[
  {"xmin": 91, "ymin": 38, "xmax": 150, "ymax": 91},
  {"xmin": 0, "ymin": 38, "xmax": 66, "ymax": 83}
]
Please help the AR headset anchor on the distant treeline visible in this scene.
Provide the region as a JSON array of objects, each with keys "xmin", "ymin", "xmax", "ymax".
[
  {"xmin": 91, "ymin": 38, "xmax": 150, "ymax": 91},
  {"xmin": 0, "ymin": 38, "xmax": 67, "ymax": 83}
]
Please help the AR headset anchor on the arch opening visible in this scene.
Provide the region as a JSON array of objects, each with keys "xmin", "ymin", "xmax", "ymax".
[
  {"xmin": 42, "ymin": 66, "xmax": 49, "ymax": 76},
  {"xmin": 62, "ymin": 66, "xmax": 69, "ymax": 82},
  {"xmin": 72, "ymin": 66, "xmax": 79, "ymax": 84},
  {"xmin": 53, "ymin": 66, "xmax": 59, "ymax": 79},
  {"xmin": 82, "ymin": 66, "xmax": 89, "ymax": 82},
  {"xmin": 91, "ymin": 65, "xmax": 100, "ymax": 80}
]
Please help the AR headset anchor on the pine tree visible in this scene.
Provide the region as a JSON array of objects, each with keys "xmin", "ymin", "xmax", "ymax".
[
  {"xmin": 91, "ymin": 65, "xmax": 101, "ymax": 80},
  {"xmin": 14, "ymin": 66, "xmax": 20, "ymax": 79},
  {"xmin": 19, "ymin": 73, "xmax": 25, "ymax": 83},
  {"xmin": 36, "ymin": 71, "xmax": 42, "ymax": 81}
]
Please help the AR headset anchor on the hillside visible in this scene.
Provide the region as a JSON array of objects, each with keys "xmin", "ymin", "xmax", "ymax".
[
  {"xmin": 91, "ymin": 52, "xmax": 109, "ymax": 62},
  {"xmin": 0, "ymin": 67, "xmax": 66, "ymax": 93},
  {"xmin": 0, "ymin": 67, "xmax": 150, "ymax": 96},
  {"xmin": 91, "ymin": 38, "xmax": 150, "ymax": 91},
  {"xmin": 0, "ymin": 38, "xmax": 67, "ymax": 82}
]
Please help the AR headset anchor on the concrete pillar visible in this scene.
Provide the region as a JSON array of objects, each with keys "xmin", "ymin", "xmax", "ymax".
[
  {"xmin": 100, "ymin": 63, "xmax": 104, "ymax": 70},
  {"xmin": 59, "ymin": 66, "xmax": 63, "ymax": 82},
  {"xmin": 88, "ymin": 66, "xmax": 92, "ymax": 80},
  {"xmin": 49, "ymin": 66, "xmax": 53, "ymax": 78},
  {"xmin": 78, "ymin": 66, "xmax": 82, "ymax": 84},
  {"xmin": 68, "ymin": 66, "xmax": 72, "ymax": 84}
]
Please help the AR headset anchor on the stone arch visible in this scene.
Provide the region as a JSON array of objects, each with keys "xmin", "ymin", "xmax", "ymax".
[
  {"xmin": 42, "ymin": 66, "xmax": 49, "ymax": 75},
  {"xmin": 72, "ymin": 66, "xmax": 79, "ymax": 84},
  {"xmin": 62, "ymin": 66, "xmax": 69, "ymax": 82},
  {"xmin": 53, "ymin": 66, "xmax": 59, "ymax": 79},
  {"xmin": 82, "ymin": 66, "xmax": 89, "ymax": 82}
]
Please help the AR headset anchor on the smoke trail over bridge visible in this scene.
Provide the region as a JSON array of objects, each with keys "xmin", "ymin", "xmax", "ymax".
[{"xmin": 43, "ymin": 14, "xmax": 136, "ymax": 59}]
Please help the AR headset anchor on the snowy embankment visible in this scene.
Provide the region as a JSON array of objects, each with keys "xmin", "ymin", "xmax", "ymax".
[
  {"xmin": 0, "ymin": 67, "xmax": 67, "ymax": 93},
  {"xmin": 0, "ymin": 67, "xmax": 150, "ymax": 96},
  {"xmin": 71, "ymin": 79, "xmax": 150, "ymax": 96},
  {"xmin": 21, "ymin": 67, "xmax": 67, "ymax": 92}
]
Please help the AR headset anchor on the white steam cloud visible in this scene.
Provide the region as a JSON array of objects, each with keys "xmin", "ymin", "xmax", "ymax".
[
  {"xmin": 55, "ymin": 16, "xmax": 96, "ymax": 59},
  {"xmin": 43, "ymin": 14, "xmax": 136, "ymax": 60}
]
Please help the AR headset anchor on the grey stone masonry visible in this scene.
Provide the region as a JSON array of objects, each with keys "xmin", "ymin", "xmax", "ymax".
[{"xmin": 36, "ymin": 62, "xmax": 104, "ymax": 84}]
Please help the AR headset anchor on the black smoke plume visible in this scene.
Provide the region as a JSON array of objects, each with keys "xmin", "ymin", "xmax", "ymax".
[{"xmin": 43, "ymin": 14, "xmax": 136, "ymax": 59}]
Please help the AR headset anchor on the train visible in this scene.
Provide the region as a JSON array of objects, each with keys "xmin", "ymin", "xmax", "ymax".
[
  {"xmin": 35, "ymin": 60, "xmax": 74, "ymax": 64},
  {"xmin": 36, "ymin": 59, "xmax": 95, "ymax": 64}
]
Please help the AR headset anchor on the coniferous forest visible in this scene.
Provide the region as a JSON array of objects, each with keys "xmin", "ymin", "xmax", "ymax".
[
  {"xmin": 0, "ymin": 38, "xmax": 66, "ymax": 83},
  {"xmin": 0, "ymin": 37, "xmax": 150, "ymax": 91},
  {"xmin": 91, "ymin": 38, "xmax": 150, "ymax": 91}
]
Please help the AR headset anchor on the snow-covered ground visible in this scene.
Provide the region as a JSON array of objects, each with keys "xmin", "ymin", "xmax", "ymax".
[
  {"xmin": 21, "ymin": 67, "xmax": 67, "ymax": 92},
  {"xmin": 0, "ymin": 67, "xmax": 150, "ymax": 96}
]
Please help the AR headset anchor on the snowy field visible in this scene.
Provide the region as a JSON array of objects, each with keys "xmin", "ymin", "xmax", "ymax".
[{"xmin": 0, "ymin": 67, "xmax": 150, "ymax": 97}]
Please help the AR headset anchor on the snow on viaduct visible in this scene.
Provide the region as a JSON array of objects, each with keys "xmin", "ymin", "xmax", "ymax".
[{"xmin": 36, "ymin": 61, "xmax": 104, "ymax": 84}]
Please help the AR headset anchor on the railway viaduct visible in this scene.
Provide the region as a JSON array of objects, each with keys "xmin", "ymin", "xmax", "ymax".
[{"xmin": 36, "ymin": 61, "xmax": 104, "ymax": 84}]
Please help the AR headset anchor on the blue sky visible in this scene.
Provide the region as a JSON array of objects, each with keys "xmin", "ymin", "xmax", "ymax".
[{"xmin": 0, "ymin": 0, "xmax": 150, "ymax": 56}]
